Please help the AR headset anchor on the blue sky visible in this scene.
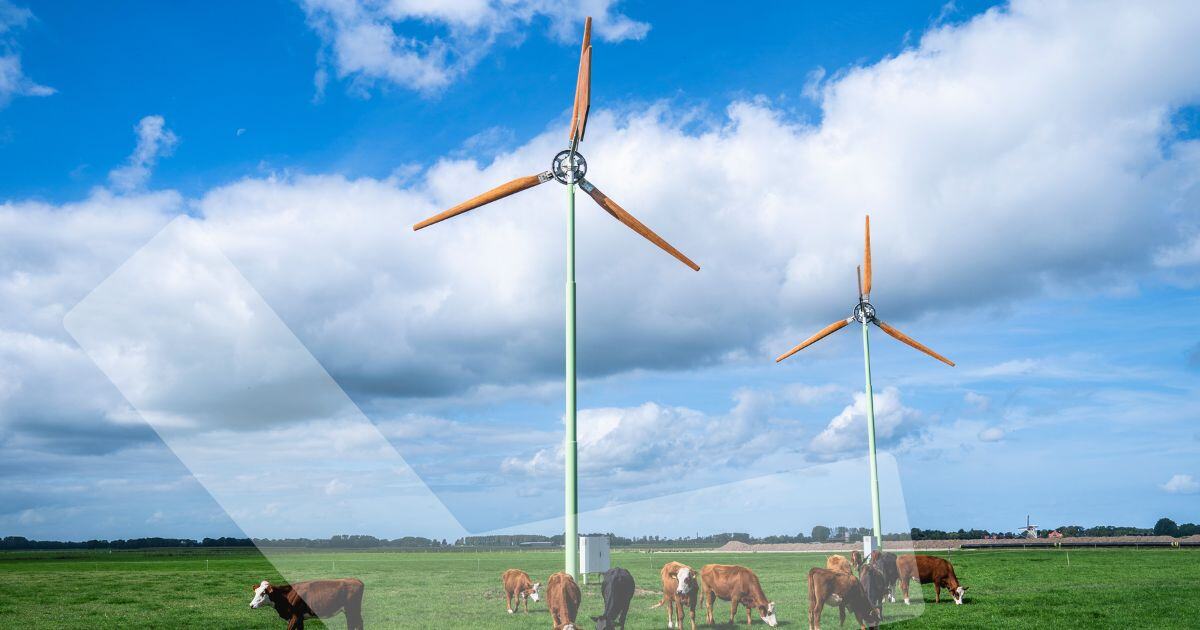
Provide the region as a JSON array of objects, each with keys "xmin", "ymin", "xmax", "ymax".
[{"xmin": 1, "ymin": 0, "xmax": 1198, "ymax": 541}]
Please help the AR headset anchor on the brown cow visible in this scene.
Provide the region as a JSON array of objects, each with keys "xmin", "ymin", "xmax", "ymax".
[
  {"xmin": 699, "ymin": 564, "xmax": 777, "ymax": 627},
  {"xmin": 502, "ymin": 569, "xmax": 541, "ymax": 614},
  {"xmin": 650, "ymin": 561, "xmax": 698, "ymax": 630},
  {"xmin": 850, "ymin": 550, "xmax": 864, "ymax": 573},
  {"xmin": 806, "ymin": 568, "xmax": 880, "ymax": 630},
  {"xmin": 546, "ymin": 571, "xmax": 582, "ymax": 630},
  {"xmin": 249, "ymin": 578, "xmax": 364, "ymax": 630},
  {"xmin": 825, "ymin": 554, "xmax": 854, "ymax": 575},
  {"xmin": 896, "ymin": 555, "xmax": 968, "ymax": 605}
]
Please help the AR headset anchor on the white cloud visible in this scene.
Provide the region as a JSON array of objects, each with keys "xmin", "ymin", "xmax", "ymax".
[
  {"xmin": 1161, "ymin": 473, "xmax": 1199, "ymax": 494},
  {"xmin": 978, "ymin": 426, "xmax": 1005, "ymax": 442},
  {"xmin": 299, "ymin": 0, "xmax": 648, "ymax": 94},
  {"xmin": 108, "ymin": 116, "xmax": 179, "ymax": 192},
  {"xmin": 0, "ymin": 1, "xmax": 52, "ymax": 107},
  {"xmin": 811, "ymin": 387, "xmax": 919, "ymax": 455},
  {"xmin": 965, "ymin": 391, "xmax": 990, "ymax": 411}
]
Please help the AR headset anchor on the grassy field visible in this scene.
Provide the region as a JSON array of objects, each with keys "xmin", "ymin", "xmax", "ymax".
[{"xmin": 1, "ymin": 547, "xmax": 1197, "ymax": 628}]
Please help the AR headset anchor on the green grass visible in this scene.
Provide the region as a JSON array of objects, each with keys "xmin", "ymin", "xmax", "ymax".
[{"xmin": 1, "ymin": 547, "xmax": 1196, "ymax": 628}]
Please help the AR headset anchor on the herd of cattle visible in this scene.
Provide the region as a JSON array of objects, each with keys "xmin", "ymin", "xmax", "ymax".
[{"xmin": 247, "ymin": 550, "xmax": 967, "ymax": 629}]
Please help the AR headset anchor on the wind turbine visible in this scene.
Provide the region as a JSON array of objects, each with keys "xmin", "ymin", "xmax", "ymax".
[
  {"xmin": 412, "ymin": 17, "xmax": 699, "ymax": 577},
  {"xmin": 775, "ymin": 215, "xmax": 953, "ymax": 553}
]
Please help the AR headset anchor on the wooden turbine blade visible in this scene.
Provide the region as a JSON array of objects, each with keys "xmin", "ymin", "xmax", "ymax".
[
  {"xmin": 578, "ymin": 178, "xmax": 699, "ymax": 271},
  {"xmin": 874, "ymin": 319, "xmax": 955, "ymax": 367},
  {"xmin": 568, "ymin": 18, "xmax": 592, "ymax": 144},
  {"xmin": 775, "ymin": 318, "xmax": 851, "ymax": 363},
  {"xmin": 413, "ymin": 172, "xmax": 552, "ymax": 231},
  {"xmin": 863, "ymin": 214, "xmax": 872, "ymax": 298}
]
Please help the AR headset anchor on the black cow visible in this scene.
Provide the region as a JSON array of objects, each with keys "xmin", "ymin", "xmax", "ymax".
[
  {"xmin": 859, "ymin": 563, "xmax": 888, "ymax": 618},
  {"xmin": 591, "ymin": 567, "xmax": 635, "ymax": 630}
]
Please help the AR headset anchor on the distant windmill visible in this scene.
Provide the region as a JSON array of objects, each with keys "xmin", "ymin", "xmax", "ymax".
[
  {"xmin": 1020, "ymin": 515, "xmax": 1038, "ymax": 539},
  {"xmin": 413, "ymin": 17, "xmax": 698, "ymax": 577},
  {"xmin": 775, "ymin": 215, "xmax": 954, "ymax": 552}
]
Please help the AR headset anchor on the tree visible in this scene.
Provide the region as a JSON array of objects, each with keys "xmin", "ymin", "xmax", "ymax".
[
  {"xmin": 811, "ymin": 525, "xmax": 831, "ymax": 542},
  {"xmin": 1154, "ymin": 518, "xmax": 1179, "ymax": 536}
]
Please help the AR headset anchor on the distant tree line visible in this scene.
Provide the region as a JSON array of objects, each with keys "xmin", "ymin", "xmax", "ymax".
[{"xmin": 3, "ymin": 518, "xmax": 1195, "ymax": 551}]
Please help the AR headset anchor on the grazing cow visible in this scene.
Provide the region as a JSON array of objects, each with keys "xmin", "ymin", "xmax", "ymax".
[
  {"xmin": 858, "ymin": 563, "xmax": 888, "ymax": 618},
  {"xmin": 868, "ymin": 551, "xmax": 900, "ymax": 603},
  {"xmin": 249, "ymin": 578, "xmax": 364, "ymax": 630},
  {"xmin": 896, "ymin": 555, "xmax": 968, "ymax": 605},
  {"xmin": 850, "ymin": 550, "xmax": 864, "ymax": 573},
  {"xmin": 806, "ymin": 568, "xmax": 880, "ymax": 630},
  {"xmin": 825, "ymin": 554, "xmax": 854, "ymax": 575},
  {"xmin": 547, "ymin": 571, "xmax": 582, "ymax": 630},
  {"xmin": 699, "ymin": 564, "xmax": 778, "ymax": 627},
  {"xmin": 502, "ymin": 569, "xmax": 541, "ymax": 614},
  {"xmin": 651, "ymin": 561, "xmax": 698, "ymax": 630},
  {"xmin": 592, "ymin": 567, "xmax": 635, "ymax": 630}
]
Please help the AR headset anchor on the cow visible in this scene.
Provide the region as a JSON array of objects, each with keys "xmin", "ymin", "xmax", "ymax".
[
  {"xmin": 591, "ymin": 567, "xmax": 635, "ymax": 630},
  {"xmin": 825, "ymin": 554, "xmax": 854, "ymax": 575},
  {"xmin": 699, "ymin": 564, "xmax": 778, "ymax": 627},
  {"xmin": 806, "ymin": 567, "xmax": 880, "ymax": 630},
  {"xmin": 249, "ymin": 578, "xmax": 364, "ymax": 630},
  {"xmin": 547, "ymin": 571, "xmax": 582, "ymax": 630},
  {"xmin": 849, "ymin": 550, "xmax": 864, "ymax": 573},
  {"xmin": 896, "ymin": 555, "xmax": 968, "ymax": 605},
  {"xmin": 502, "ymin": 569, "xmax": 541, "ymax": 614},
  {"xmin": 868, "ymin": 550, "xmax": 899, "ymax": 603},
  {"xmin": 650, "ymin": 561, "xmax": 698, "ymax": 630},
  {"xmin": 858, "ymin": 563, "xmax": 888, "ymax": 618}
]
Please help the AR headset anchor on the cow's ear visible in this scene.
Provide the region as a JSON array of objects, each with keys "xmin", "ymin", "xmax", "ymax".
[{"xmin": 961, "ymin": 586, "xmax": 969, "ymax": 592}]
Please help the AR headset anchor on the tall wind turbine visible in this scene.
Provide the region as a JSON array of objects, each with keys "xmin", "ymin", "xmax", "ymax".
[
  {"xmin": 775, "ymin": 215, "xmax": 952, "ymax": 552},
  {"xmin": 413, "ymin": 17, "xmax": 699, "ymax": 577}
]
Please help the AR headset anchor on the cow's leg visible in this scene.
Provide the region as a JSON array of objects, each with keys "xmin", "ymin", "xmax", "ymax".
[
  {"xmin": 729, "ymin": 598, "xmax": 738, "ymax": 624},
  {"xmin": 704, "ymin": 590, "xmax": 715, "ymax": 625},
  {"xmin": 812, "ymin": 597, "xmax": 824, "ymax": 630},
  {"xmin": 505, "ymin": 589, "xmax": 513, "ymax": 614},
  {"xmin": 524, "ymin": 591, "xmax": 530, "ymax": 613},
  {"xmin": 618, "ymin": 603, "xmax": 629, "ymax": 630},
  {"xmin": 934, "ymin": 583, "xmax": 941, "ymax": 604},
  {"xmin": 287, "ymin": 615, "xmax": 304, "ymax": 630},
  {"xmin": 346, "ymin": 607, "xmax": 364, "ymax": 630},
  {"xmin": 900, "ymin": 577, "xmax": 911, "ymax": 606},
  {"xmin": 688, "ymin": 600, "xmax": 697, "ymax": 630},
  {"xmin": 746, "ymin": 604, "xmax": 752, "ymax": 626},
  {"xmin": 838, "ymin": 601, "xmax": 846, "ymax": 626}
]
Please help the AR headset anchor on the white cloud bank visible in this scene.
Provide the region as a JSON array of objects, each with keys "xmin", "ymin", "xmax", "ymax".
[
  {"xmin": 3, "ymin": 0, "xmax": 1200, "ymax": 524},
  {"xmin": 299, "ymin": 0, "xmax": 648, "ymax": 94}
]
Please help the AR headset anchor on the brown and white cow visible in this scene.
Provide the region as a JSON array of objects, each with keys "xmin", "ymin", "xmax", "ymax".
[
  {"xmin": 249, "ymin": 578, "xmax": 364, "ymax": 630},
  {"xmin": 546, "ymin": 571, "xmax": 582, "ymax": 630},
  {"xmin": 806, "ymin": 567, "xmax": 880, "ymax": 630},
  {"xmin": 699, "ymin": 564, "xmax": 777, "ymax": 627},
  {"xmin": 896, "ymin": 555, "xmax": 968, "ymax": 605},
  {"xmin": 651, "ymin": 561, "xmax": 698, "ymax": 630},
  {"xmin": 502, "ymin": 568, "xmax": 541, "ymax": 614},
  {"xmin": 825, "ymin": 554, "xmax": 854, "ymax": 575}
]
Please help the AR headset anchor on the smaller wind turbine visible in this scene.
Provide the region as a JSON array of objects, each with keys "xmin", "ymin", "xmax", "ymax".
[{"xmin": 775, "ymin": 215, "xmax": 954, "ymax": 553}]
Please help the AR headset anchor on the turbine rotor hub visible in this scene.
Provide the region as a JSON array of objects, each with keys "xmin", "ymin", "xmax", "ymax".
[
  {"xmin": 552, "ymin": 149, "xmax": 587, "ymax": 184},
  {"xmin": 853, "ymin": 301, "xmax": 876, "ymax": 324}
]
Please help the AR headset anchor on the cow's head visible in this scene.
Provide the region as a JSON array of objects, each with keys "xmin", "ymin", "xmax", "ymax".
[
  {"xmin": 952, "ymin": 585, "xmax": 968, "ymax": 605},
  {"xmin": 249, "ymin": 580, "xmax": 272, "ymax": 609},
  {"xmin": 760, "ymin": 601, "xmax": 778, "ymax": 627},
  {"xmin": 676, "ymin": 566, "xmax": 693, "ymax": 594},
  {"xmin": 529, "ymin": 582, "xmax": 541, "ymax": 602}
]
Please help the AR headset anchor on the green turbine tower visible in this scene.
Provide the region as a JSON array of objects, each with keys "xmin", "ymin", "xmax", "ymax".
[
  {"xmin": 412, "ymin": 17, "xmax": 699, "ymax": 577},
  {"xmin": 775, "ymin": 215, "xmax": 953, "ymax": 554}
]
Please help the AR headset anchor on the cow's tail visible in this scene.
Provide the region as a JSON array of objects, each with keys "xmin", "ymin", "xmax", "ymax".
[{"xmin": 649, "ymin": 596, "xmax": 665, "ymax": 609}]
